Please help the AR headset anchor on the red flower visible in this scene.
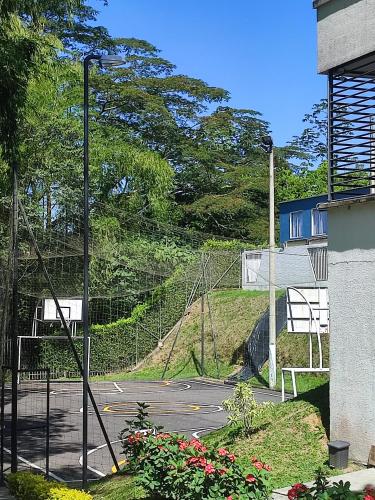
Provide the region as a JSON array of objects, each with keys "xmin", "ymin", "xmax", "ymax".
[
  {"xmin": 227, "ymin": 453, "xmax": 236, "ymax": 463},
  {"xmin": 365, "ymin": 486, "xmax": 375, "ymax": 498},
  {"xmin": 246, "ymin": 473, "xmax": 256, "ymax": 483},
  {"xmin": 253, "ymin": 461, "xmax": 263, "ymax": 470},
  {"xmin": 186, "ymin": 457, "xmax": 200, "ymax": 465},
  {"xmin": 204, "ymin": 463, "xmax": 216, "ymax": 475},
  {"xmin": 218, "ymin": 468, "xmax": 227, "ymax": 476},
  {"xmin": 186, "ymin": 456, "xmax": 207, "ymax": 468},
  {"xmin": 288, "ymin": 483, "xmax": 308, "ymax": 500},
  {"xmin": 179, "ymin": 441, "xmax": 189, "ymax": 451},
  {"xmin": 218, "ymin": 448, "xmax": 228, "ymax": 456},
  {"xmin": 188, "ymin": 438, "xmax": 207, "ymax": 452}
]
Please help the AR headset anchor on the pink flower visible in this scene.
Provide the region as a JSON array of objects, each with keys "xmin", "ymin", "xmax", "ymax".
[
  {"xmin": 227, "ymin": 453, "xmax": 236, "ymax": 463},
  {"xmin": 218, "ymin": 448, "xmax": 228, "ymax": 456},
  {"xmin": 179, "ymin": 441, "xmax": 189, "ymax": 451},
  {"xmin": 246, "ymin": 473, "xmax": 256, "ymax": 483},
  {"xmin": 227, "ymin": 496, "xmax": 233, "ymax": 500},
  {"xmin": 253, "ymin": 461, "xmax": 263, "ymax": 470},
  {"xmin": 204, "ymin": 463, "xmax": 215, "ymax": 475},
  {"xmin": 264, "ymin": 464, "xmax": 272, "ymax": 471}
]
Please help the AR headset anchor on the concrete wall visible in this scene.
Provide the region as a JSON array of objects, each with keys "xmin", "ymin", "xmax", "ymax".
[
  {"xmin": 328, "ymin": 200, "xmax": 375, "ymax": 462},
  {"xmin": 242, "ymin": 245, "xmax": 327, "ymax": 291},
  {"xmin": 316, "ymin": 0, "xmax": 375, "ymax": 73}
]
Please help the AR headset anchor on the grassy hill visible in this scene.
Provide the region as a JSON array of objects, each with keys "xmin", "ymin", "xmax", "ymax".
[
  {"xmin": 95, "ymin": 288, "xmax": 330, "ymax": 394},
  {"xmin": 96, "ymin": 289, "xmax": 269, "ymax": 380}
]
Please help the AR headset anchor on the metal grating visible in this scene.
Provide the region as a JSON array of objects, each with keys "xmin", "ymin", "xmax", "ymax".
[
  {"xmin": 308, "ymin": 246, "xmax": 328, "ymax": 282},
  {"xmin": 329, "ymin": 71, "xmax": 375, "ymax": 199}
]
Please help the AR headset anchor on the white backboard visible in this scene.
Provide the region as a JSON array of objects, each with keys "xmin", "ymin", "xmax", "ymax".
[
  {"xmin": 43, "ymin": 298, "xmax": 83, "ymax": 322},
  {"xmin": 287, "ymin": 287, "xmax": 329, "ymax": 334}
]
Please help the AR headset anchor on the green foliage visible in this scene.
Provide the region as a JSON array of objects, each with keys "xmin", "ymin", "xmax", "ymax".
[
  {"xmin": 7, "ymin": 471, "xmax": 57, "ymax": 500},
  {"xmin": 119, "ymin": 402, "xmax": 163, "ymax": 442},
  {"xmin": 7, "ymin": 472, "xmax": 91, "ymax": 500},
  {"xmin": 287, "ymin": 470, "xmax": 375, "ymax": 499},
  {"xmin": 120, "ymin": 429, "xmax": 271, "ymax": 499},
  {"xmin": 223, "ymin": 383, "xmax": 273, "ymax": 436},
  {"xmin": 202, "ymin": 239, "xmax": 257, "ymax": 251}
]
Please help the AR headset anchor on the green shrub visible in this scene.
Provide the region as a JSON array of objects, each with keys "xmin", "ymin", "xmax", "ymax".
[
  {"xmin": 7, "ymin": 472, "xmax": 92, "ymax": 500},
  {"xmin": 7, "ymin": 472, "xmax": 61, "ymax": 500},
  {"xmin": 48, "ymin": 487, "xmax": 92, "ymax": 500},
  {"xmin": 121, "ymin": 431, "xmax": 271, "ymax": 499},
  {"xmin": 223, "ymin": 382, "xmax": 274, "ymax": 436}
]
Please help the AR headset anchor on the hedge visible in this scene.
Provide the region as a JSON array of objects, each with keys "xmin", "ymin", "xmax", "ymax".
[{"xmin": 7, "ymin": 472, "xmax": 92, "ymax": 500}]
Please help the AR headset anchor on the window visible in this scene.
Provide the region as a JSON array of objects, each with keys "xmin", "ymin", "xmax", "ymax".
[
  {"xmin": 290, "ymin": 211, "xmax": 303, "ymax": 239},
  {"xmin": 312, "ymin": 208, "xmax": 327, "ymax": 236},
  {"xmin": 245, "ymin": 252, "xmax": 261, "ymax": 283}
]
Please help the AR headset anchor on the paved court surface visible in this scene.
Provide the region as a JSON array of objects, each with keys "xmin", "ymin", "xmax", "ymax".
[{"xmin": 2, "ymin": 379, "xmax": 283, "ymax": 482}]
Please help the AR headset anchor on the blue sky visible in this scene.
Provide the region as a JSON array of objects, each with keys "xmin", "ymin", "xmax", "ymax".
[{"xmin": 91, "ymin": 0, "xmax": 326, "ymax": 146}]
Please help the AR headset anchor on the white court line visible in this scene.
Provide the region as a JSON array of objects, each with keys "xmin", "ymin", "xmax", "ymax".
[
  {"xmin": 113, "ymin": 382, "xmax": 123, "ymax": 393},
  {"xmin": 192, "ymin": 427, "xmax": 220, "ymax": 439},
  {"xmin": 3, "ymin": 447, "xmax": 65, "ymax": 482},
  {"xmin": 51, "ymin": 381, "xmax": 191, "ymax": 396}
]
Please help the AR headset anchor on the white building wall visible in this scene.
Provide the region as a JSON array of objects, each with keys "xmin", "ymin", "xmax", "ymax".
[
  {"xmin": 242, "ymin": 245, "xmax": 326, "ymax": 291},
  {"xmin": 328, "ymin": 200, "xmax": 375, "ymax": 462}
]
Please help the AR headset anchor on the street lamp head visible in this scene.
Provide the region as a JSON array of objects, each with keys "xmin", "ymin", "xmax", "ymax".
[
  {"xmin": 261, "ymin": 135, "xmax": 273, "ymax": 154},
  {"xmin": 99, "ymin": 54, "xmax": 125, "ymax": 68}
]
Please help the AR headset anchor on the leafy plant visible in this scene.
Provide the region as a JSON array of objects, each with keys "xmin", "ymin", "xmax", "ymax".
[
  {"xmin": 119, "ymin": 402, "xmax": 163, "ymax": 465},
  {"xmin": 7, "ymin": 472, "xmax": 92, "ymax": 500},
  {"xmin": 287, "ymin": 470, "xmax": 375, "ymax": 499},
  {"xmin": 223, "ymin": 382, "xmax": 273, "ymax": 436},
  {"xmin": 121, "ymin": 430, "xmax": 271, "ymax": 499}
]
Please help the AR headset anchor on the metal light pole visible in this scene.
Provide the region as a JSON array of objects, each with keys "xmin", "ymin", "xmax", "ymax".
[
  {"xmin": 261, "ymin": 136, "xmax": 276, "ymax": 389},
  {"xmin": 83, "ymin": 53, "xmax": 124, "ymax": 486}
]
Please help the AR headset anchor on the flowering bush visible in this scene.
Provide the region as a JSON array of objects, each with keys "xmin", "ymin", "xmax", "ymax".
[
  {"xmin": 288, "ymin": 471, "xmax": 375, "ymax": 500},
  {"xmin": 121, "ymin": 431, "xmax": 271, "ymax": 499}
]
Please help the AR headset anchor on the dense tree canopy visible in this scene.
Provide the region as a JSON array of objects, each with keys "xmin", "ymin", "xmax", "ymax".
[{"xmin": 0, "ymin": 0, "xmax": 328, "ymax": 246}]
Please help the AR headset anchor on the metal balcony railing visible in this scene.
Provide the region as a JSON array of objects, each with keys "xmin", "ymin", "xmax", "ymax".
[{"xmin": 328, "ymin": 70, "xmax": 375, "ymax": 200}]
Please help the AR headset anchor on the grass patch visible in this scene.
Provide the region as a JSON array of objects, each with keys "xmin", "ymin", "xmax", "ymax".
[
  {"xmin": 89, "ymin": 475, "xmax": 147, "ymax": 499},
  {"xmin": 203, "ymin": 383, "xmax": 335, "ymax": 489},
  {"xmin": 250, "ymin": 366, "xmax": 330, "ymax": 394},
  {"xmin": 248, "ymin": 328, "xmax": 330, "ymax": 394}
]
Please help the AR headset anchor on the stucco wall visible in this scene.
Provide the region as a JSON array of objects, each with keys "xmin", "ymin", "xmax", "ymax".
[
  {"xmin": 242, "ymin": 245, "xmax": 326, "ymax": 291},
  {"xmin": 316, "ymin": 0, "xmax": 375, "ymax": 73},
  {"xmin": 328, "ymin": 200, "xmax": 375, "ymax": 462}
]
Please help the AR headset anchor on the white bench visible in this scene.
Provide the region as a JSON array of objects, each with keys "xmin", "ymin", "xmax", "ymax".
[{"xmin": 281, "ymin": 367, "xmax": 329, "ymax": 402}]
